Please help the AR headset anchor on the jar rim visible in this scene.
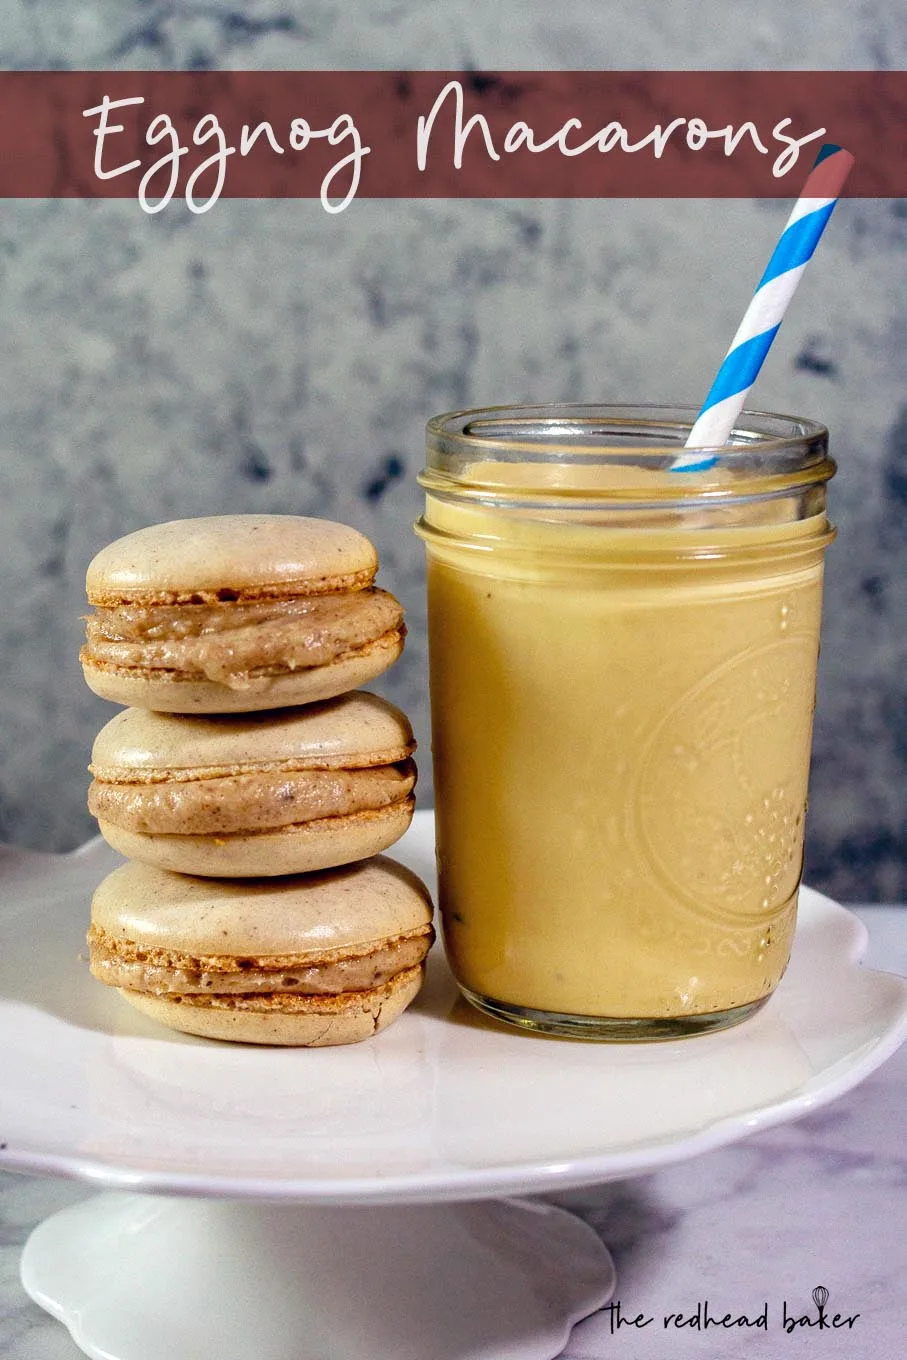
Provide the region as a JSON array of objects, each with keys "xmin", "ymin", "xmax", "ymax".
[
  {"xmin": 422, "ymin": 403, "xmax": 833, "ymax": 506},
  {"xmin": 426, "ymin": 403, "xmax": 828, "ymax": 460}
]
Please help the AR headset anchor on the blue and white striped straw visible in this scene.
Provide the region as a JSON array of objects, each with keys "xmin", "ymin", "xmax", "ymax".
[{"xmin": 674, "ymin": 143, "xmax": 855, "ymax": 471}]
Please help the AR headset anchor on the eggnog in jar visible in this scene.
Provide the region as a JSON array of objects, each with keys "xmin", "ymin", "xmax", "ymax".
[{"xmin": 416, "ymin": 405, "xmax": 835, "ymax": 1039}]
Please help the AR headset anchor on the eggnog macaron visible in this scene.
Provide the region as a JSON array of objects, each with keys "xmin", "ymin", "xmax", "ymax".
[
  {"xmin": 81, "ymin": 515, "xmax": 405, "ymax": 712},
  {"xmin": 88, "ymin": 856, "xmax": 434, "ymax": 1046},
  {"xmin": 88, "ymin": 693, "xmax": 417, "ymax": 877}
]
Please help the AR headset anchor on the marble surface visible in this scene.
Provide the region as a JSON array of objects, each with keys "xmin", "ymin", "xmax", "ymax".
[
  {"xmin": 0, "ymin": 904, "xmax": 904, "ymax": 1360},
  {"xmin": 0, "ymin": 1, "xmax": 904, "ymax": 897}
]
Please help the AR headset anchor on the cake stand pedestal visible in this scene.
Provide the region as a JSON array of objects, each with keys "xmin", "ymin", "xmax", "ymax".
[{"xmin": 21, "ymin": 1195, "xmax": 613, "ymax": 1360}]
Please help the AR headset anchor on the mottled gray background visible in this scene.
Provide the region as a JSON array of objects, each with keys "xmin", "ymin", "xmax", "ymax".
[{"xmin": 0, "ymin": 2, "xmax": 904, "ymax": 899}]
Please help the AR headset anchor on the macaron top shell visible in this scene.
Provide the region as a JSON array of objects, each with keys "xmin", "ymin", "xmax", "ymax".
[
  {"xmin": 90, "ymin": 694, "xmax": 416, "ymax": 778},
  {"xmin": 86, "ymin": 515, "xmax": 379, "ymax": 605},
  {"xmin": 90, "ymin": 857, "xmax": 433, "ymax": 958}
]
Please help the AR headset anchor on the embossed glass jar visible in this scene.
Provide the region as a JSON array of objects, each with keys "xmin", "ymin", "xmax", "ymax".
[{"xmin": 416, "ymin": 404, "xmax": 835, "ymax": 1040}]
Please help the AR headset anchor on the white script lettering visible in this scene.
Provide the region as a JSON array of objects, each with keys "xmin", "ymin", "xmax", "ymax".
[
  {"xmin": 82, "ymin": 97, "xmax": 369, "ymax": 214},
  {"xmin": 415, "ymin": 80, "xmax": 825, "ymax": 180}
]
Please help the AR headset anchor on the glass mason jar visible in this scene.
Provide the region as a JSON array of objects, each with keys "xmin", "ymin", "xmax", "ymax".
[{"xmin": 415, "ymin": 404, "xmax": 835, "ymax": 1040}]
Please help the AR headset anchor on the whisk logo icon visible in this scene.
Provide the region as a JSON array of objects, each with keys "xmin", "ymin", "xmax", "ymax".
[{"xmin": 782, "ymin": 1284, "xmax": 860, "ymax": 1333}]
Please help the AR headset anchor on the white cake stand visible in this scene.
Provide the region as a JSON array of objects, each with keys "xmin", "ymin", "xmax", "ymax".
[{"xmin": 2, "ymin": 812, "xmax": 907, "ymax": 1360}]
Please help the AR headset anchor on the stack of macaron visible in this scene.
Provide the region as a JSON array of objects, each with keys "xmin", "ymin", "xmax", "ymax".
[{"xmin": 80, "ymin": 515, "xmax": 433, "ymax": 1046}]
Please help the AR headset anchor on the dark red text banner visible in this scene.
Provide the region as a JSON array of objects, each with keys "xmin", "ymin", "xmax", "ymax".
[{"xmin": 0, "ymin": 72, "xmax": 901, "ymax": 205}]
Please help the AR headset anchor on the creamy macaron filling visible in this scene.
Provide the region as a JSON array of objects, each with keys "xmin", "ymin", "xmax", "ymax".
[
  {"xmin": 89, "ymin": 761, "xmax": 416, "ymax": 835},
  {"xmin": 83, "ymin": 589, "xmax": 403, "ymax": 691},
  {"xmin": 88, "ymin": 924, "xmax": 433, "ymax": 996}
]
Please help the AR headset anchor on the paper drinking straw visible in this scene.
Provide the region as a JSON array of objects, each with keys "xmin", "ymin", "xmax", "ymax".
[{"xmin": 673, "ymin": 143, "xmax": 855, "ymax": 471}]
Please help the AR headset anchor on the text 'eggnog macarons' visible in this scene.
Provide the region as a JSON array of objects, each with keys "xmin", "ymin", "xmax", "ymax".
[
  {"xmin": 88, "ymin": 693, "xmax": 417, "ymax": 876},
  {"xmin": 88, "ymin": 856, "xmax": 435, "ymax": 1046},
  {"xmin": 81, "ymin": 515, "xmax": 405, "ymax": 712}
]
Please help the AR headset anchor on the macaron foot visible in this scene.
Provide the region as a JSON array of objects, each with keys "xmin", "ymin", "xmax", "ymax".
[{"xmin": 117, "ymin": 965, "xmax": 425, "ymax": 1046}]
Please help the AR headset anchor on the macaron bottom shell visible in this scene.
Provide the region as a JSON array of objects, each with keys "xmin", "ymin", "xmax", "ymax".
[
  {"xmin": 80, "ymin": 629, "xmax": 404, "ymax": 713},
  {"xmin": 96, "ymin": 798, "xmax": 416, "ymax": 877},
  {"xmin": 117, "ymin": 964, "xmax": 426, "ymax": 1046}
]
